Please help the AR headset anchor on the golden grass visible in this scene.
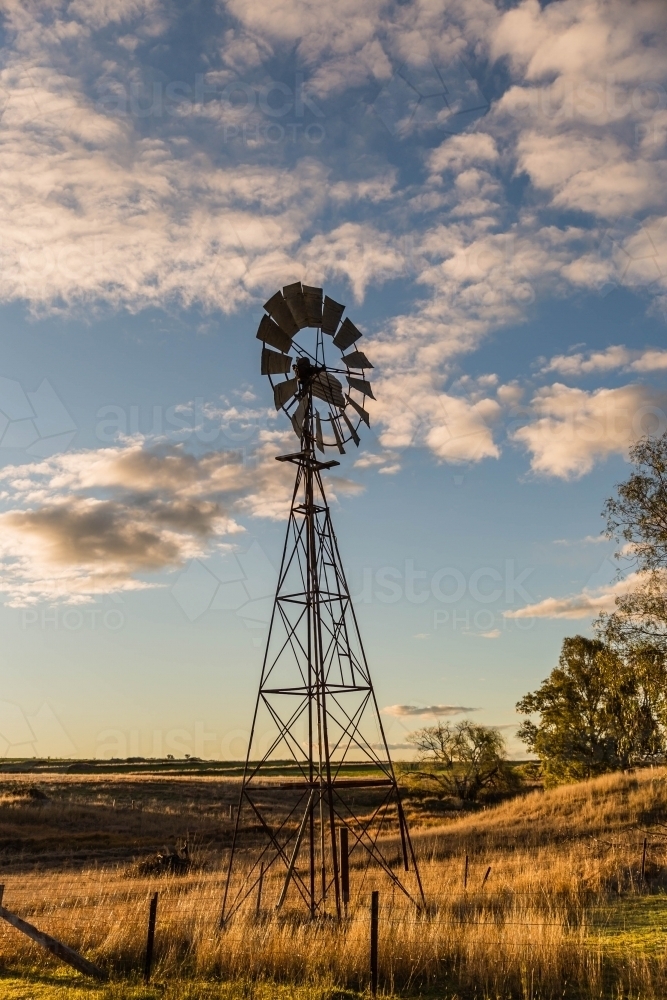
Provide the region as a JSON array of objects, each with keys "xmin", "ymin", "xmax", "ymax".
[{"xmin": 2, "ymin": 767, "xmax": 667, "ymax": 998}]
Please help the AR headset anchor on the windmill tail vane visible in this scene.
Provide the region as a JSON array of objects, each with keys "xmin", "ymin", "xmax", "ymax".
[{"xmin": 221, "ymin": 283, "xmax": 424, "ymax": 923}]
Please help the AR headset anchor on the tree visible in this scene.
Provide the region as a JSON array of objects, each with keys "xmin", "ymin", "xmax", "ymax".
[
  {"xmin": 406, "ymin": 719, "xmax": 513, "ymax": 802},
  {"xmin": 516, "ymin": 635, "xmax": 667, "ymax": 785},
  {"xmin": 601, "ymin": 433, "xmax": 667, "ymax": 651}
]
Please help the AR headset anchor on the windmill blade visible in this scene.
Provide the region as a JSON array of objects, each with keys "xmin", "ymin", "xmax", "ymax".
[
  {"xmin": 315, "ymin": 410, "xmax": 324, "ymax": 453},
  {"xmin": 347, "ymin": 375, "xmax": 375, "ymax": 400},
  {"xmin": 283, "ymin": 282, "xmax": 309, "ymax": 329},
  {"xmin": 333, "ymin": 317, "xmax": 362, "ymax": 352},
  {"xmin": 342, "ymin": 350, "xmax": 373, "ymax": 369},
  {"xmin": 331, "ymin": 414, "xmax": 346, "ymax": 454},
  {"xmin": 257, "ymin": 314, "xmax": 292, "ymax": 354},
  {"xmin": 264, "ymin": 291, "xmax": 298, "ymax": 338},
  {"xmin": 321, "ymin": 295, "xmax": 345, "ymax": 335},
  {"xmin": 302, "ymin": 285, "xmax": 323, "ymax": 327},
  {"xmin": 341, "ymin": 409, "xmax": 361, "ymax": 447},
  {"xmin": 291, "ymin": 395, "xmax": 308, "ymax": 438},
  {"xmin": 261, "ymin": 347, "xmax": 293, "ymax": 375},
  {"xmin": 312, "ymin": 371, "xmax": 345, "ymax": 408},
  {"xmin": 273, "ymin": 377, "xmax": 298, "ymax": 410},
  {"xmin": 345, "ymin": 393, "xmax": 370, "ymax": 426}
]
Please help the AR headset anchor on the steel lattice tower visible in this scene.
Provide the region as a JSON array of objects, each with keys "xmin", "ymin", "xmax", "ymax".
[{"xmin": 221, "ymin": 284, "xmax": 424, "ymax": 922}]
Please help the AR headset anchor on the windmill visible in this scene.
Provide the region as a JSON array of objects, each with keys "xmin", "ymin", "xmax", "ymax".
[{"xmin": 221, "ymin": 283, "xmax": 425, "ymax": 922}]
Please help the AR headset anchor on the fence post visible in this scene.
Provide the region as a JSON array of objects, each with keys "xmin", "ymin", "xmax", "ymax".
[
  {"xmin": 463, "ymin": 854, "xmax": 469, "ymax": 890},
  {"xmin": 481, "ymin": 865, "xmax": 491, "ymax": 888},
  {"xmin": 641, "ymin": 837, "xmax": 647, "ymax": 885},
  {"xmin": 370, "ymin": 890, "xmax": 379, "ymax": 997},
  {"xmin": 340, "ymin": 828, "xmax": 349, "ymax": 911},
  {"xmin": 144, "ymin": 892, "xmax": 159, "ymax": 985}
]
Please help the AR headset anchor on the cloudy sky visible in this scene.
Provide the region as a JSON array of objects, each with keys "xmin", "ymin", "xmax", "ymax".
[{"xmin": 0, "ymin": 0, "xmax": 665, "ymax": 759}]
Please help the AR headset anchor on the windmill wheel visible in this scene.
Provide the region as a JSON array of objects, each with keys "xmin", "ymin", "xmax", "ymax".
[{"xmin": 256, "ymin": 282, "xmax": 373, "ymax": 454}]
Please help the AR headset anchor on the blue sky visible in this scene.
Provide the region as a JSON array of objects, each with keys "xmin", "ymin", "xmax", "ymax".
[{"xmin": 0, "ymin": 0, "xmax": 665, "ymax": 759}]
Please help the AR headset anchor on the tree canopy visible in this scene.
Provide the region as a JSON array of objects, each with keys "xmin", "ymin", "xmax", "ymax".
[
  {"xmin": 600, "ymin": 433, "xmax": 667, "ymax": 651},
  {"xmin": 406, "ymin": 719, "xmax": 513, "ymax": 801},
  {"xmin": 516, "ymin": 636, "xmax": 667, "ymax": 785}
]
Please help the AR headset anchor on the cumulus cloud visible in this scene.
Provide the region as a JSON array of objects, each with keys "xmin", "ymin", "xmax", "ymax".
[
  {"xmin": 470, "ymin": 0, "xmax": 665, "ymax": 256},
  {"xmin": 515, "ymin": 132, "xmax": 667, "ymax": 217},
  {"xmin": 224, "ymin": 0, "xmax": 395, "ymax": 97},
  {"xmin": 0, "ymin": 431, "xmax": 361, "ymax": 604},
  {"xmin": 369, "ymin": 373, "xmax": 502, "ymax": 463},
  {"xmin": 512, "ymin": 383, "xmax": 667, "ymax": 478},
  {"xmin": 0, "ymin": 0, "xmax": 663, "ymax": 479},
  {"xmin": 382, "ymin": 704, "xmax": 478, "ymax": 717},
  {"xmin": 427, "ymin": 132, "xmax": 499, "ymax": 176},
  {"xmin": 544, "ymin": 346, "xmax": 667, "ymax": 376},
  {"xmin": 504, "ymin": 573, "xmax": 641, "ymax": 620}
]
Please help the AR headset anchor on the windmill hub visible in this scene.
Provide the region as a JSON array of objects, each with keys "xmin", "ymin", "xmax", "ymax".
[
  {"xmin": 294, "ymin": 356, "xmax": 315, "ymax": 384},
  {"xmin": 221, "ymin": 283, "xmax": 424, "ymax": 924}
]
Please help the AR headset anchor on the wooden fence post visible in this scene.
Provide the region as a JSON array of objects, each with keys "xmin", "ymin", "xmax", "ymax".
[
  {"xmin": 144, "ymin": 892, "xmax": 159, "ymax": 984},
  {"xmin": 340, "ymin": 828, "xmax": 349, "ymax": 911},
  {"xmin": 641, "ymin": 837, "xmax": 647, "ymax": 885},
  {"xmin": 370, "ymin": 890, "xmax": 379, "ymax": 997},
  {"xmin": 0, "ymin": 889, "xmax": 106, "ymax": 980},
  {"xmin": 463, "ymin": 854, "xmax": 469, "ymax": 890},
  {"xmin": 481, "ymin": 866, "xmax": 491, "ymax": 888}
]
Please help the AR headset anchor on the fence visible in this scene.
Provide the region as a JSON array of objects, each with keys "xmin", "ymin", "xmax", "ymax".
[{"xmin": 0, "ymin": 838, "xmax": 665, "ymax": 993}]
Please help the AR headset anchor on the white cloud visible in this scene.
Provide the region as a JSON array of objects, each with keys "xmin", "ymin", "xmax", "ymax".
[
  {"xmin": 515, "ymin": 132, "xmax": 667, "ymax": 217},
  {"xmin": 382, "ymin": 704, "xmax": 478, "ymax": 717},
  {"xmin": 299, "ymin": 223, "xmax": 406, "ymax": 303},
  {"xmin": 491, "ymin": 0, "xmax": 666, "ymax": 90},
  {"xmin": 0, "ymin": 431, "xmax": 362, "ymax": 604},
  {"xmin": 544, "ymin": 345, "xmax": 667, "ymax": 376},
  {"xmin": 427, "ymin": 132, "xmax": 499, "ymax": 176},
  {"xmin": 553, "ymin": 535, "xmax": 608, "ymax": 546},
  {"xmin": 223, "ymin": 0, "xmax": 394, "ymax": 97},
  {"xmin": 0, "ymin": 0, "xmax": 663, "ymax": 484},
  {"xmin": 512, "ymin": 383, "xmax": 667, "ymax": 478},
  {"xmin": 488, "ymin": 0, "xmax": 667, "ymax": 234},
  {"xmin": 370, "ymin": 373, "xmax": 502, "ymax": 463},
  {"xmin": 504, "ymin": 573, "xmax": 640, "ymax": 620},
  {"xmin": 353, "ymin": 451, "xmax": 401, "ymax": 474}
]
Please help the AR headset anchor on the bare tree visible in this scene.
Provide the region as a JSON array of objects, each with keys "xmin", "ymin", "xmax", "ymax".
[{"xmin": 406, "ymin": 720, "xmax": 513, "ymax": 802}]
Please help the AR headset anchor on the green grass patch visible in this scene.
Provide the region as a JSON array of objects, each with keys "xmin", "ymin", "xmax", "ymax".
[
  {"xmin": 589, "ymin": 893, "xmax": 667, "ymax": 955},
  {"xmin": 0, "ymin": 975, "xmax": 371, "ymax": 1000}
]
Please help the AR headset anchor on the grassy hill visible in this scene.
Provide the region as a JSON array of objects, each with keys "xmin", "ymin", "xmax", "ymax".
[{"xmin": 2, "ymin": 767, "xmax": 667, "ymax": 998}]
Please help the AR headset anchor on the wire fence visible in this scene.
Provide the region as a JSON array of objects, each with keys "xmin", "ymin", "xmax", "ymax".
[{"xmin": 2, "ymin": 838, "xmax": 667, "ymax": 993}]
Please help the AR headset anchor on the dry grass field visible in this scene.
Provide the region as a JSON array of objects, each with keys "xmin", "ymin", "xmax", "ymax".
[{"xmin": 2, "ymin": 764, "xmax": 667, "ymax": 998}]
